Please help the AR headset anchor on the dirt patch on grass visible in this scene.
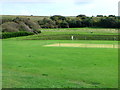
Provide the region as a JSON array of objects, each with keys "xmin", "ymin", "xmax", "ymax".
[{"xmin": 44, "ymin": 43, "xmax": 119, "ymax": 48}]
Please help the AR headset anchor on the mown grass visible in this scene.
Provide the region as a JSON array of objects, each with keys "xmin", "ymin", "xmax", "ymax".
[
  {"xmin": 40, "ymin": 28, "xmax": 118, "ymax": 35},
  {"xmin": 2, "ymin": 28, "xmax": 118, "ymax": 88},
  {"xmin": 2, "ymin": 40, "xmax": 118, "ymax": 88},
  {"xmin": 8, "ymin": 28, "xmax": 118, "ymax": 40}
]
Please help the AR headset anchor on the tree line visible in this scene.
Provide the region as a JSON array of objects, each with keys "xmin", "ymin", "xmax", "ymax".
[{"xmin": 38, "ymin": 15, "xmax": 120, "ymax": 28}]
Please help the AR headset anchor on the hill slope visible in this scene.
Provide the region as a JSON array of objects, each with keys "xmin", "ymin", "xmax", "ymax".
[{"xmin": 1, "ymin": 16, "xmax": 41, "ymax": 33}]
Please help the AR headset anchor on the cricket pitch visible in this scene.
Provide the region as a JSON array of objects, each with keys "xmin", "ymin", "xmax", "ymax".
[{"xmin": 44, "ymin": 43, "xmax": 119, "ymax": 48}]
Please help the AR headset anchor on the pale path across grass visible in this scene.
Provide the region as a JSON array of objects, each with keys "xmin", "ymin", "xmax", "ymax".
[{"xmin": 44, "ymin": 43, "xmax": 119, "ymax": 48}]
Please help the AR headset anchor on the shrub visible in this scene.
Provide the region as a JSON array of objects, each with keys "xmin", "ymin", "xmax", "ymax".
[
  {"xmin": 1, "ymin": 31, "xmax": 34, "ymax": 39},
  {"xmin": 18, "ymin": 22, "xmax": 33, "ymax": 32},
  {"xmin": 1, "ymin": 17, "xmax": 41, "ymax": 34},
  {"xmin": 1, "ymin": 22, "xmax": 19, "ymax": 32}
]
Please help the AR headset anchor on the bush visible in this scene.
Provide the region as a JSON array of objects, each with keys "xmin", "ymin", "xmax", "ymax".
[
  {"xmin": 1, "ymin": 22, "xmax": 19, "ymax": 32},
  {"xmin": 13, "ymin": 17, "xmax": 41, "ymax": 31},
  {"xmin": 19, "ymin": 22, "xmax": 33, "ymax": 32},
  {"xmin": 1, "ymin": 17, "xmax": 14, "ymax": 24},
  {"xmin": 1, "ymin": 17, "xmax": 41, "ymax": 34},
  {"xmin": 1, "ymin": 31, "xmax": 34, "ymax": 39}
]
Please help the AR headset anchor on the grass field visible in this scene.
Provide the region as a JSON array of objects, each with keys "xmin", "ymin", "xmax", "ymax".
[
  {"xmin": 2, "ymin": 28, "xmax": 118, "ymax": 88},
  {"xmin": 2, "ymin": 39, "xmax": 118, "ymax": 88},
  {"xmin": 7, "ymin": 28, "xmax": 118, "ymax": 41},
  {"xmin": 40, "ymin": 28, "xmax": 118, "ymax": 35}
]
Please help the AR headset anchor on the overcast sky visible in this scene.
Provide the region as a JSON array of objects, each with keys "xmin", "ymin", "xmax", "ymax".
[{"xmin": 0, "ymin": 0, "xmax": 120, "ymax": 16}]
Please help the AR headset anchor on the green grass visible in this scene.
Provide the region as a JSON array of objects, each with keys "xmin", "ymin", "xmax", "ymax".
[
  {"xmin": 2, "ymin": 27, "xmax": 118, "ymax": 88},
  {"xmin": 5, "ymin": 28, "xmax": 118, "ymax": 41},
  {"xmin": 40, "ymin": 28, "xmax": 118, "ymax": 35},
  {"xmin": 2, "ymin": 39, "xmax": 118, "ymax": 88}
]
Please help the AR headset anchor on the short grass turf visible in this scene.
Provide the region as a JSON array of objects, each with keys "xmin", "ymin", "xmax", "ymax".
[
  {"xmin": 2, "ymin": 40, "xmax": 118, "ymax": 88},
  {"xmin": 40, "ymin": 28, "xmax": 118, "ymax": 35},
  {"xmin": 7, "ymin": 28, "xmax": 118, "ymax": 41}
]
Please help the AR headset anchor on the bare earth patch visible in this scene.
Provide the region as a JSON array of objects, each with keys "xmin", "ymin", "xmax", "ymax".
[{"xmin": 44, "ymin": 43, "xmax": 119, "ymax": 48}]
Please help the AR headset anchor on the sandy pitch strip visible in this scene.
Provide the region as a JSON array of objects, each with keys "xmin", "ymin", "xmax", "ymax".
[{"xmin": 44, "ymin": 43, "xmax": 119, "ymax": 48}]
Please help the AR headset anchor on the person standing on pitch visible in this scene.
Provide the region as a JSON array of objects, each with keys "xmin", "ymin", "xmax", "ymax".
[{"xmin": 71, "ymin": 36, "xmax": 74, "ymax": 40}]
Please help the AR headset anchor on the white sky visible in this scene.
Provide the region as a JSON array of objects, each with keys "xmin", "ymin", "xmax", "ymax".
[{"xmin": 0, "ymin": 0, "xmax": 120, "ymax": 16}]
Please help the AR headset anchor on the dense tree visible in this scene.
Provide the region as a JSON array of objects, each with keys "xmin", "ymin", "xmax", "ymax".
[
  {"xmin": 50, "ymin": 15, "xmax": 66, "ymax": 21},
  {"xmin": 76, "ymin": 14, "xmax": 86, "ymax": 17},
  {"xmin": 97, "ymin": 17, "xmax": 117, "ymax": 28},
  {"xmin": 97, "ymin": 15, "xmax": 104, "ymax": 17},
  {"xmin": 108, "ymin": 15, "xmax": 115, "ymax": 17},
  {"xmin": 59, "ymin": 20, "xmax": 69, "ymax": 28},
  {"xmin": 38, "ymin": 18, "xmax": 56, "ymax": 28},
  {"xmin": 37, "ymin": 15, "xmax": 120, "ymax": 28},
  {"xmin": 76, "ymin": 14, "xmax": 87, "ymax": 20}
]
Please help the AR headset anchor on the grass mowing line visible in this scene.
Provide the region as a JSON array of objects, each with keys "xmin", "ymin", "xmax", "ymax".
[{"xmin": 44, "ymin": 43, "xmax": 119, "ymax": 48}]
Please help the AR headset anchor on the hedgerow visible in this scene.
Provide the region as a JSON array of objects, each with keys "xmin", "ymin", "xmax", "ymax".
[{"xmin": 1, "ymin": 31, "xmax": 34, "ymax": 39}]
